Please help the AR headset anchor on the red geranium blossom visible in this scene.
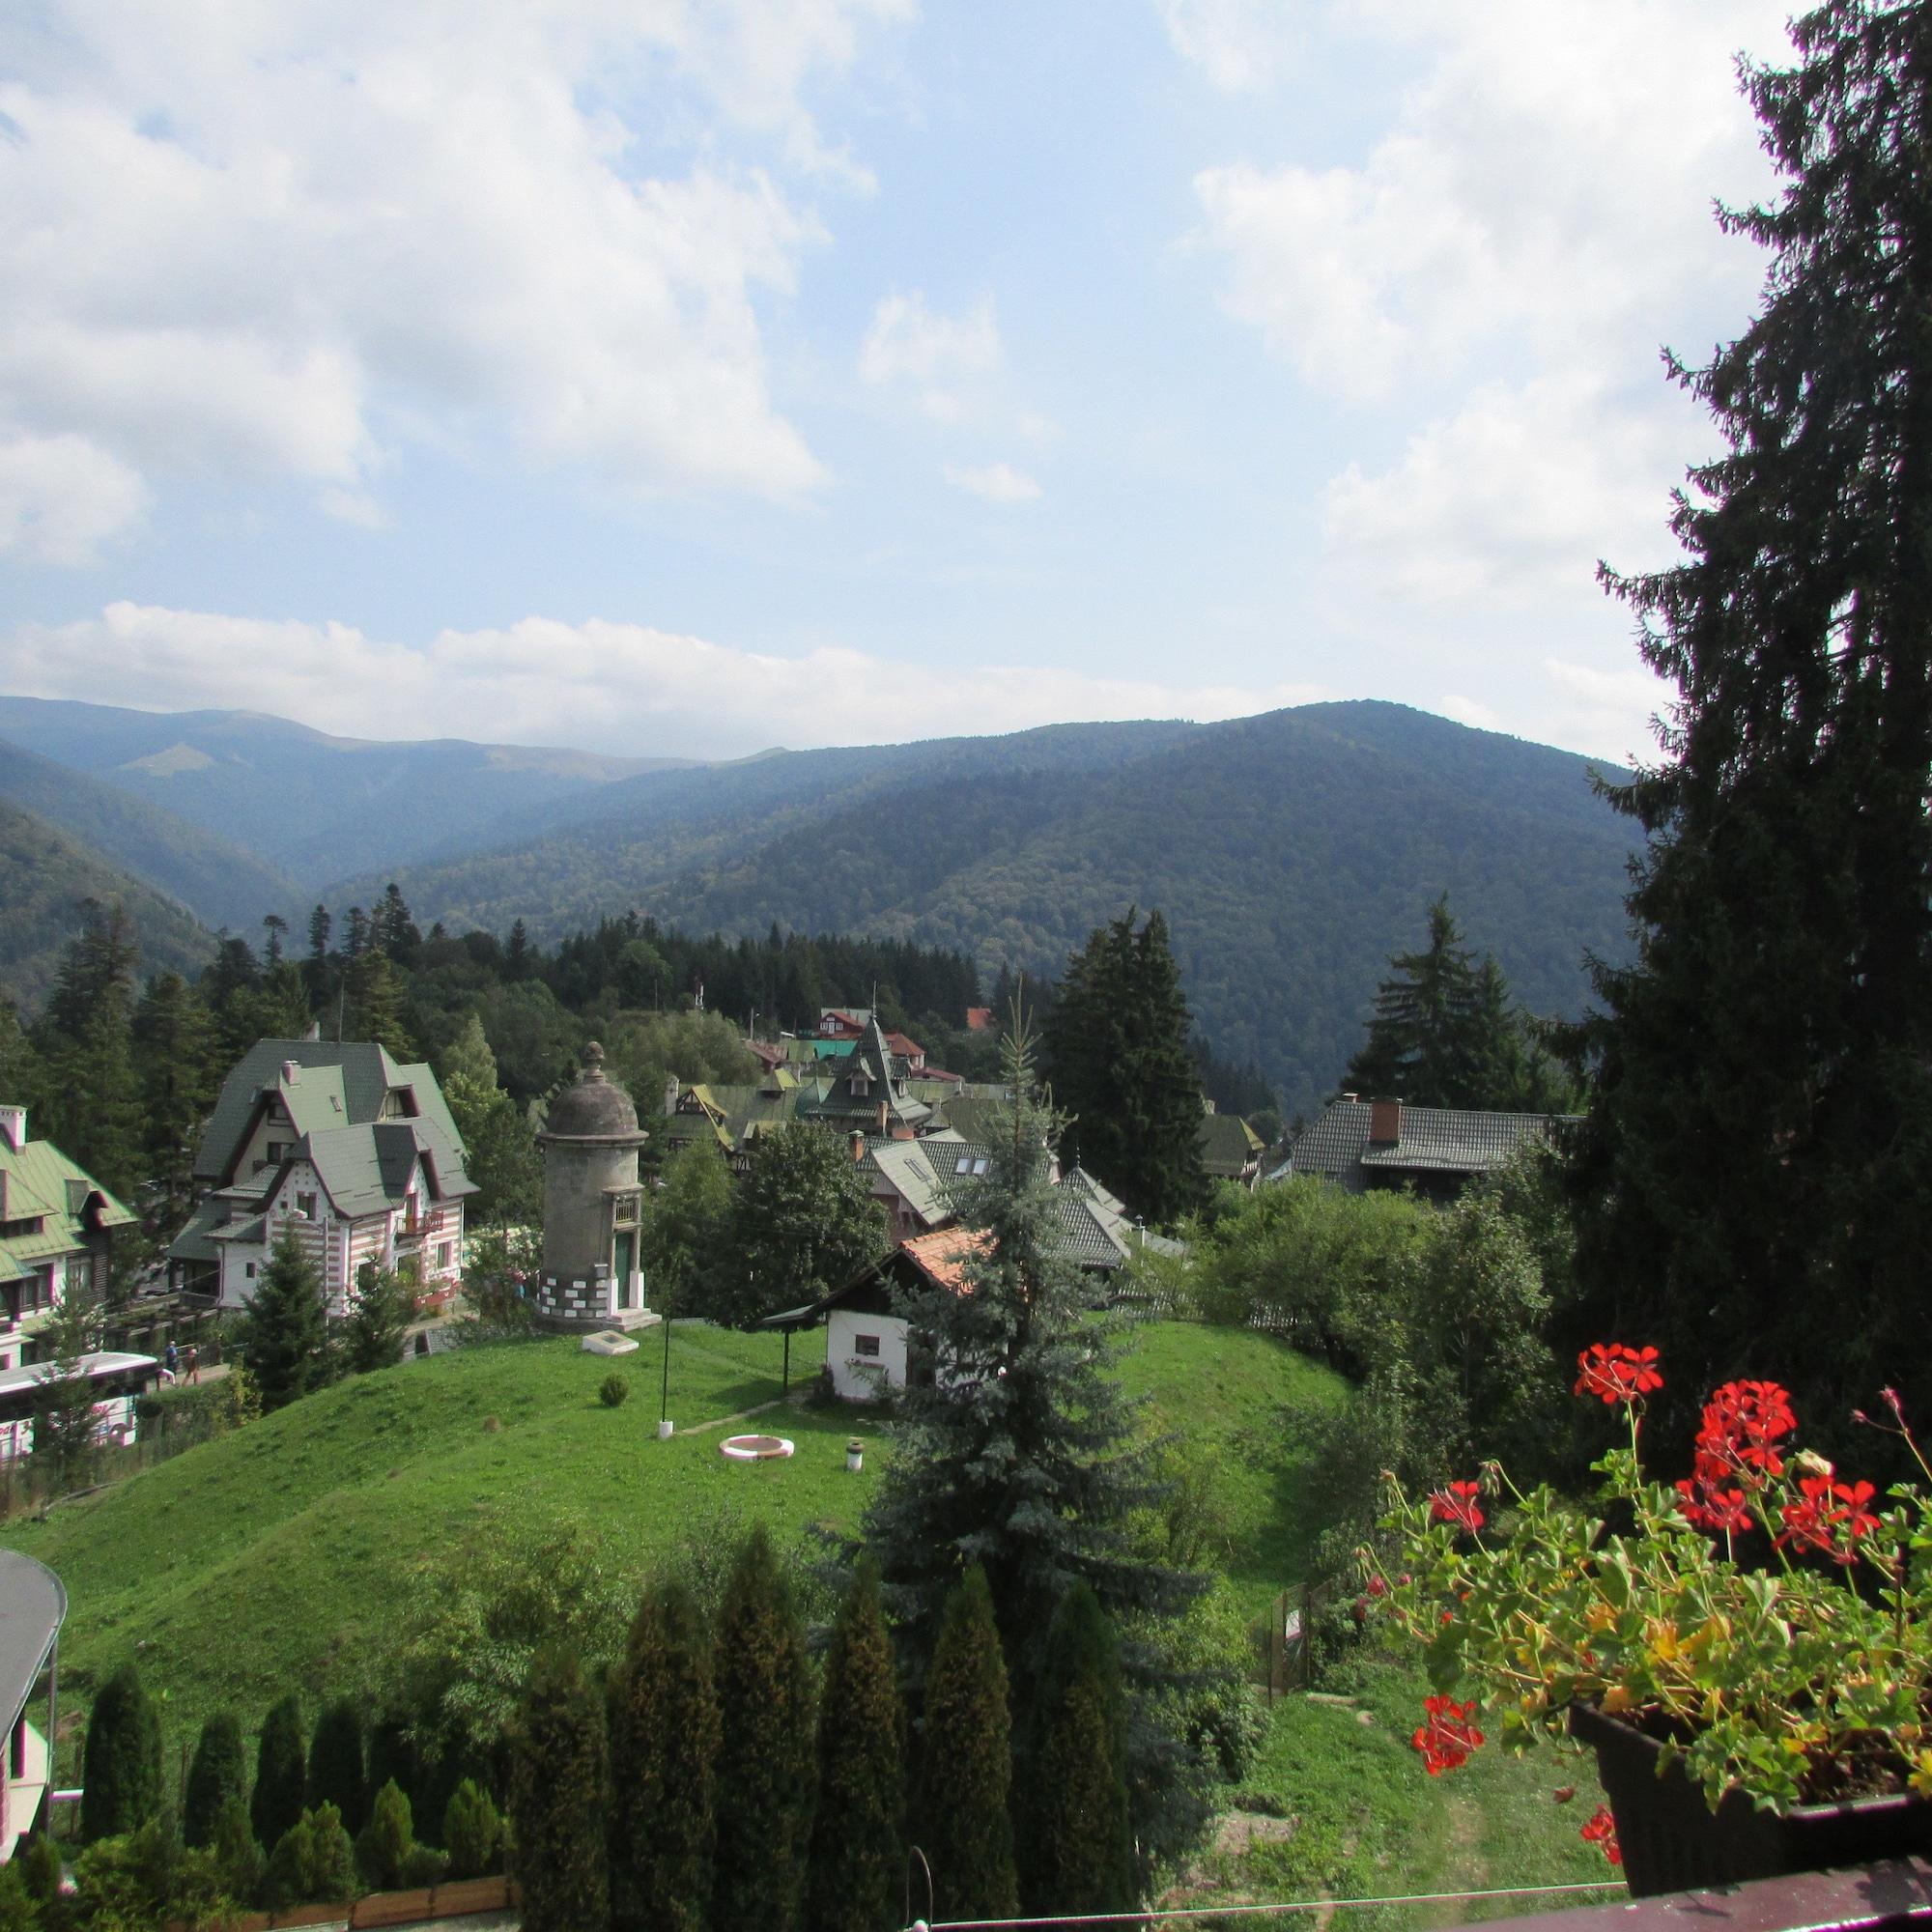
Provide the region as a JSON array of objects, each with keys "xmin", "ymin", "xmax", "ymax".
[
  {"xmin": 1698, "ymin": 1380, "xmax": 1797, "ymax": 1480},
  {"xmin": 1411, "ymin": 1695, "xmax": 1485, "ymax": 1775},
  {"xmin": 1580, "ymin": 1805, "xmax": 1622, "ymax": 1866},
  {"xmin": 1429, "ymin": 1480, "xmax": 1485, "ymax": 1533},
  {"xmin": 1575, "ymin": 1343, "xmax": 1663, "ymax": 1405},
  {"xmin": 1777, "ymin": 1474, "xmax": 1880, "ymax": 1564}
]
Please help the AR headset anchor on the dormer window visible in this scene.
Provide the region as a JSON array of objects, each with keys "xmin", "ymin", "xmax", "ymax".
[{"xmin": 850, "ymin": 1072, "xmax": 870, "ymax": 1096}]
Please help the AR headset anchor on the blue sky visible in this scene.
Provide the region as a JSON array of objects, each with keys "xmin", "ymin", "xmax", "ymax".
[{"xmin": 0, "ymin": 1, "xmax": 1794, "ymax": 763}]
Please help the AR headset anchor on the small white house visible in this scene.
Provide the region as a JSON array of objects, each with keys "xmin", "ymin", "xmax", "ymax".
[{"xmin": 765, "ymin": 1229, "xmax": 984, "ymax": 1402}]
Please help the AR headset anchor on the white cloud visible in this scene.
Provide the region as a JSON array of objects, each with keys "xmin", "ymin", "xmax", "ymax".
[
  {"xmin": 1538, "ymin": 657, "xmax": 1674, "ymax": 769},
  {"xmin": 1437, "ymin": 695, "xmax": 1501, "ymax": 733},
  {"xmin": 860, "ymin": 292, "xmax": 1002, "ymax": 386},
  {"xmin": 0, "ymin": 1, "xmax": 906, "ymax": 552},
  {"xmin": 1156, "ymin": 0, "xmax": 1299, "ymax": 93},
  {"xmin": 0, "ymin": 431, "xmax": 150, "ymax": 564},
  {"xmin": 0, "ymin": 602, "xmax": 1333, "ymax": 759},
  {"xmin": 943, "ymin": 461, "xmax": 1041, "ymax": 504},
  {"xmin": 1321, "ymin": 374, "xmax": 1692, "ymax": 609},
  {"xmin": 1189, "ymin": 3, "xmax": 1791, "ymax": 400}
]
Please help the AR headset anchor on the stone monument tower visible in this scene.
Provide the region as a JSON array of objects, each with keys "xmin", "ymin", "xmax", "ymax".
[{"xmin": 534, "ymin": 1042, "xmax": 656, "ymax": 1333}]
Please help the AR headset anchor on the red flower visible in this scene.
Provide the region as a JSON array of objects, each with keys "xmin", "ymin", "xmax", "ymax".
[
  {"xmin": 1411, "ymin": 1695, "xmax": 1485, "ymax": 1775},
  {"xmin": 1696, "ymin": 1380, "xmax": 1796, "ymax": 1483},
  {"xmin": 1429, "ymin": 1480, "xmax": 1485, "ymax": 1533},
  {"xmin": 1575, "ymin": 1343, "xmax": 1663, "ymax": 1405},
  {"xmin": 1365, "ymin": 1574, "xmax": 1389, "ymax": 1599},
  {"xmin": 1675, "ymin": 1465, "xmax": 1750, "ymax": 1535},
  {"xmin": 1777, "ymin": 1474, "xmax": 1880, "ymax": 1565},
  {"xmin": 1580, "ymin": 1805, "xmax": 1622, "ymax": 1866}
]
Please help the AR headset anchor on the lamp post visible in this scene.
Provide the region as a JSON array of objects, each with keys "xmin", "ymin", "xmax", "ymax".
[{"xmin": 658, "ymin": 1280, "xmax": 675, "ymax": 1439}]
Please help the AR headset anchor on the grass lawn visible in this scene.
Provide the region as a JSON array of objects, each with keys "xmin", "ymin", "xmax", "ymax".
[
  {"xmin": 1192, "ymin": 1660, "xmax": 1618, "ymax": 1927},
  {"xmin": 0, "ymin": 1317, "xmax": 1345, "ymax": 1752}
]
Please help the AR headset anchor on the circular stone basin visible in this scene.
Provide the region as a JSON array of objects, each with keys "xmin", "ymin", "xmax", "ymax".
[{"xmin": 719, "ymin": 1434, "xmax": 795, "ymax": 1462}]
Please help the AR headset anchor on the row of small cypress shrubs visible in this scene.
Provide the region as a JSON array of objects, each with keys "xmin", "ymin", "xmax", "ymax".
[
  {"xmin": 71, "ymin": 1666, "xmax": 502, "ymax": 1918},
  {"xmin": 507, "ymin": 1525, "xmax": 1135, "ymax": 1932}
]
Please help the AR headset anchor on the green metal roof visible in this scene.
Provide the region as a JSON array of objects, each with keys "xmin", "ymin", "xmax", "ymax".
[{"xmin": 0, "ymin": 1131, "xmax": 135, "ymax": 1285}]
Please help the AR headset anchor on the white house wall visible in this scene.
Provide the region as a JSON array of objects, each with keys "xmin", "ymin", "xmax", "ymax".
[{"xmin": 825, "ymin": 1307, "xmax": 907, "ymax": 1401}]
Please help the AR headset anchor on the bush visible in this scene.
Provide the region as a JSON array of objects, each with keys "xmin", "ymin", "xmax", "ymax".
[
  {"xmin": 183, "ymin": 1711, "xmax": 248, "ymax": 1849},
  {"xmin": 404, "ymin": 1842, "xmax": 450, "ymax": 1888},
  {"xmin": 443, "ymin": 1777, "xmax": 503, "ymax": 1880},
  {"xmin": 308, "ymin": 1697, "xmax": 368, "ymax": 1834},
  {"xmin": 251, "ymin": 1695, "xmax": 306, "ymax": 1852},
  {"xmin": 599, "ymin": 1372, "xmax": 630, "ymax": 1408},
  {"xmin": 211, "ymin": 1795, "xmax": 263, "ymax": 1908},
  {"xmin": 68, "ymin": 1822, "xmax": 231, "ymax": 1930},
  {"xmin": 16, "ymin": 1833, "xmax": 62, "ymax": 1909},
  {"xmin": 359, "ymin": 1778, "xmax": 415, "ymax": 1892},
  {"xmin": 263, "ymin": 1803, "xmax": 357, "ymax": 1911}
]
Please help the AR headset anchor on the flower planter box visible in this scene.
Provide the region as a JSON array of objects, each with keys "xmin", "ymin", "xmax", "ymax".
[{"xmin": 1571, "ymin": 1702, "xmax": 1932, "ymax": 1897}]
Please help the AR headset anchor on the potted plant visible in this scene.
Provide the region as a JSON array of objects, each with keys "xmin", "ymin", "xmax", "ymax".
[{"xmin": 1366, "ymin": 1345, "xmax": 1932, "ymax": 1896}]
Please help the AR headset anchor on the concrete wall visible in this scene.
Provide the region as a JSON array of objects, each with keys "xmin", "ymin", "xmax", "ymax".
[{"xmin": 542, "ymin": 1141, "xmax": 639, "ymax": 1283}]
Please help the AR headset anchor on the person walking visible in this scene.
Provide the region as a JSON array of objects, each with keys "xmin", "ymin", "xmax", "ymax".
[{"xmin": 163, "ymin": 1339, "xmax": 179, "ymax": 1381}]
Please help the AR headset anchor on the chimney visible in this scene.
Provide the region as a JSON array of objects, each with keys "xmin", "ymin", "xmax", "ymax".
[
  {"xmin": 664, "ymin": 1075, "xmax": 679, "ymax": 1117},
  {"xmin": 283, "ymin": 1061, "xmax": 300, "ymax": 1085},
  {"xmin": 0, "ymin": 1105, "xmax": 25, "ymax": 1152},
  {"xmin": 849, "ymin": 1130, "xmax": 866, "ymax": 1164},
  {"xmin": 302, "ymin": 1020, "xmax": 321, "ymax": 1041},
  {"xmin": 1369, "ymin": 1098, "xmax": 1402, "ymax": 1146}
]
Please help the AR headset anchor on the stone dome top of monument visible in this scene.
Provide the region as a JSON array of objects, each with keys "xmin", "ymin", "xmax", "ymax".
[{"xmin": 542, "ymin": 1042, "xmax": 646, "ymax": 1142}]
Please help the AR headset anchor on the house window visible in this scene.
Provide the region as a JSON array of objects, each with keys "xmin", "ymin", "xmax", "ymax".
[
  {"xmin": 295, "ymin": 1192, "xmax": 319, "ymax": 1221},
  {"xmin": 266, "ymin": 1141, "xmax": 290, "ymax": 1166},
  {"xmin": 853, "ymin": 1333, "xmax": 882, "ymax": 1358},
  {"xmin": 245, "ymin": 1263, "xmax": 257, "ymax": 1280},
  {"xmin": 436, "ymin": 1241, "xmax": 452, "ymax": 1272}
]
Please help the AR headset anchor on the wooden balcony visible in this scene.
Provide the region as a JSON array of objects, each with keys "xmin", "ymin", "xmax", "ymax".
[{"xmin": 1488, "ymin": 1861, "xmax": 1932, "ymax": 1932}]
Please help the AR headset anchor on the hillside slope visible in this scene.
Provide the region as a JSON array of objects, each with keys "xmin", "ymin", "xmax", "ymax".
[
  {"xmin": 0, "ymin": 696, "xmax": 696, "ymax": 888},
  {"xmin": 342, "ymin": 703, "xmax": 1634, "ymax": 1112},
  {"xmin": 0, "ymin": 736, "xmax": 298, "ymax": 934},
  {"xmin": 0, "ymin": 1322, "xmax": 1344, "ymax": 1745},
  {"xmin": 0, "ymin": 799, "xmax": 217, "ymax": 1007}
]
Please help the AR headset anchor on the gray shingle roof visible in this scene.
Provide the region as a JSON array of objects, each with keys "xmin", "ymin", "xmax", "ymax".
[{"xmin": 1286, "ymin": 1099, "xmax": 1574, "ymax": 1191}]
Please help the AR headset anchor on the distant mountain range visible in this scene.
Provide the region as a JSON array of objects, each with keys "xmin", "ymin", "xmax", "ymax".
[{"xmin": 0, "ymin": 695, "xmax": 1637, "ymax": 1113}]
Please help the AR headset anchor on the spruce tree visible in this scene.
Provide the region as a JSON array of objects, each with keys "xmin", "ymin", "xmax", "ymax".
[
  {"xmin": 344, "ymin": 951, "xmax": 414, "ymax": 1061},
  {"xmin": 242, "ymin": 1226, "xmax": 332, "ymax": 1410},
  {"xmin": 361, "ymin": 1780, "xmax": 416, "ymax": 1890},
  {"xmin": 36, "ymin": 906, "xmax": 142, "ymax": 1205},
  {"xmin": 1044, "ymin": 908, "xmax": 1206, "ymax": 1224},
  {"xmin": 440, "ymin": 1013, "xmax": 541, "ymax": 1227},
  {"xmin": 915, "ymin": 1566, "xmax": 1017, "ymax": 1925},
  {"xmin": 862, "ymin": 1023, "xmax": 1205, "ymax": 1864},
  {"xmin": 183, "ymin": 1712, "xmax": 249, "ymax": 1849},
  {"xmin": 343, "ymin": 1262, "xmax": 413, "ymax": 1375},
  {"xmin": 508, "ymin": 1648, "xmax": 609, "ymax": 1932},
  {"xmin": 1018, "ymin": 1584, "xmax": 1134, "ymax": 1920},
  {"xmin": 79, "ymin": 1663, "xmax": 163, "ymax": 1842},
  {"xmin": 442, "ymin": 1779, "xmax": 503, "ymax": 1880},
  {"xmin": 711, "ymin": 1526, "xmax": 814, "ymax": 1932},
  {"xmin": 132, "ymin": 973, "xmax": 221, "ymax": 1238},
  {"xmin": 1567, "ymin": 0, "xmax": 1932, "ymax": 1445},
  {"xmin": 306, "ymin": 1697, "xmax": 368, "ymax": 1835},
  {"xmin": 252, "ymin": 1696, "xmax": 307, "ymax": 1853},
  {"xmin": 805, "ymin": 1562, "xmax": 904, "ymax": 1932},
  {"xmin": 609, "ymin": 1579, "xmax": 721, "ymax": 1932}
]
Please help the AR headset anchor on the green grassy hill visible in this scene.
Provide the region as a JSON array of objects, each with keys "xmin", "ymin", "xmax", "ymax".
[{"xmin": 0, "ymin": 1321, "xmax": 1345, "ymax": 1739}]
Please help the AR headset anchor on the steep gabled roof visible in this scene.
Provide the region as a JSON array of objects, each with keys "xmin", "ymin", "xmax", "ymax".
[
  {"xmin": 800, "ymin": 1017, "xmax": 931, "ymax": 1129},
  {"xmin": 0, "ymin": 1128, "xmax": 136, "ymax": 1285},
  {"xmin": 1198, "ymin": 1110, "xmax": 1264, "ymax": 1179},
  {"xmin": 195, "ymin": 1038, "xmax": 420, "ymax": 1183}
]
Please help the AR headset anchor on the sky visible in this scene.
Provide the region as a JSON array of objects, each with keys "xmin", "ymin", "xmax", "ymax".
[{"xmin": 0, "ymin": 0, "xmax": 1798, "ymax": 765}]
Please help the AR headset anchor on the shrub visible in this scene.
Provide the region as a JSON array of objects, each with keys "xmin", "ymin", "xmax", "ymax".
[
  {"xmin": 80, "ymin": 1663, "xmax": 163, "ymax": 1842},
  {"xmin": 599, "ymin": 1372, "xmax": 630, "ymax": 1408},
  {"xmin": 508, "ymin": 1647, "xmax": 610, "ymax": 1932},
  {"xmin": 0, "ymin": 1860, "xmax": 40, "ymax": 1930},
  {"xmin": 16, "ymin": 1833, "xmax": 62, "ymax": 1909},
  {"xmin": 404, "ymin": 1842, "xmax": 450, "ymax": 1888},
  {"xmin": 263, "ymin": 1803, "xmax": 357, "ymax": 1910},
  {"xmin": 360, "ymin": 1777, "xmax": 416, "ymax": 1892},
  {"xmin": 443, "ymin": 1777, "xmax": 503, "ymax": 1880},
  {"xmin": 211, "ymin": 1795, "xmax": 263, "ymax": 1908}
]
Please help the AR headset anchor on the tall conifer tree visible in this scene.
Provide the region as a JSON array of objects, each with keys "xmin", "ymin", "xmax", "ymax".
[
  {"xmin": 1568, "ymin": 0, "xmax": 1932, "ymax": 1440},
  {"xmin": 133, "ymin": 972, "xmax": 221, "ymax": 1236},
  {"xmin": 508, "ymin": 1648, "xmax": 610, "ymax": 1932},
  {"xmin": 609, "ymin": 1579, "xmax": 721, "ymax": 1932},
  {"xmin": 1045, "ymin": 908, "xmax": 1206, "ymax": 1224},
  {"xmin": 242, "ymin": 1226, "xmax": 333, "ymax": 1410},
  {"xmin": 1018, "ymin": 1583, "xmax": 1135, "ymax": 1919},
  {"xmin": 79, "ymin": 1663, "xmax": 163, "ymax": 1842},
  {"xmin": 711, "ymin": 1526, "xmax": 814, "ymax": 1932},
  {"xmin": 863, "ymin": 1022, "xmax": 1206, "ymax": 1867},
  {"xmin": 805, "ymin": 1563, "xmax": 904, "ymax": 1932},
  {"xmin": 252, "ymin": 1696, "xmax": 307, "ymax": 1853},
  {"xmin": 306, "ymin": 1697, "xmax": 368, "ymax": 1834},
  {"xmin": 184, "ymin": 1712, "xmax": 249, "ymax": 1850},
  {"xmin": 915, "ymin": 1566, "xmax": 1017, "ymax": 1925}
]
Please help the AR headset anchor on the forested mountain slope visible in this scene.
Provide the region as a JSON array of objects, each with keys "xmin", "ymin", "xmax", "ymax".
[
  {"xmin": 0, "ymin": 696, "xmax": 693, "ymax": 887},
  {"xmin": 332, "ymin": 703, "xmax": 1635, "ymax": 1113},
  {"xmin": 0, "ymin": 800, "xmax": 216, "ymax": 1008},
  {"xmin": 0, "ymin": 737, "xmax": 297, "ymax": 934}
]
